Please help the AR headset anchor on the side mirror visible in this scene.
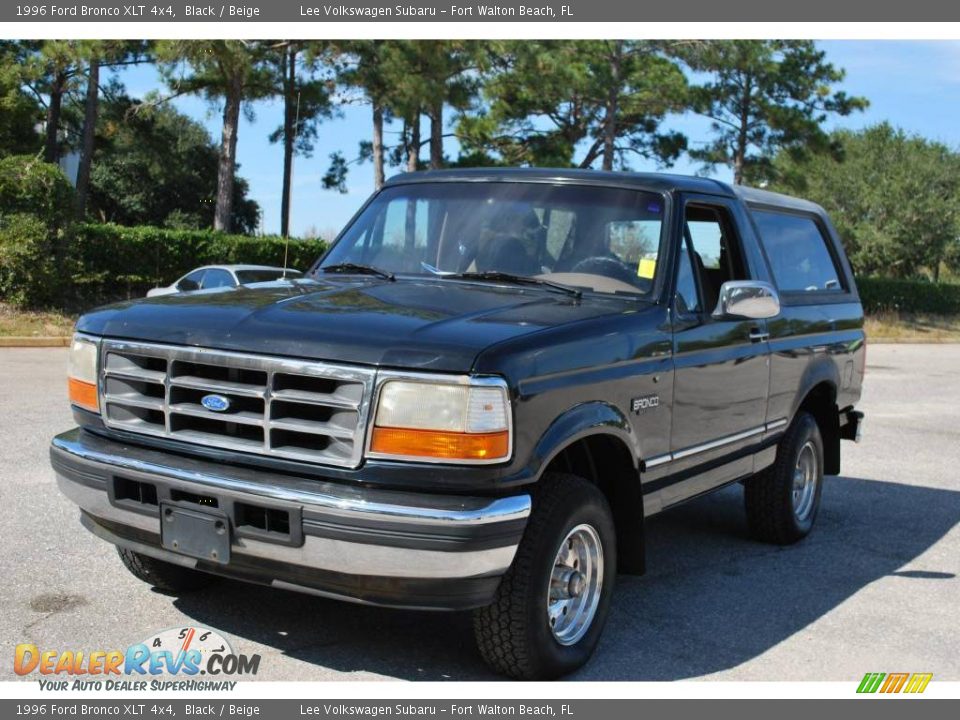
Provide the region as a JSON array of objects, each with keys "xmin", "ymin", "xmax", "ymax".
[
  {"xmin": 712, "ymin": 280, "xmax": 781, "ymax": 320},
  {"xmin": 177, "ymin": 279, "xmax": 200, "ymax": 292}
]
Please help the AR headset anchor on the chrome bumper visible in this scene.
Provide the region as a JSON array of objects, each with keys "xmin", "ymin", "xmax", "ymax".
[{"xmin": 51, "ymin": 429, "xmax": 530, "ymax": 610}]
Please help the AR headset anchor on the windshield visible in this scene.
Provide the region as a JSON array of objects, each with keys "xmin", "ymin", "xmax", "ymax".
[
  {"xmin": 319, "ymin": 182, "xmax": 665, "ymax": 296},
  {"xmin": 235, "ymin": 269, "xmax": 302, "ymax": 284}
]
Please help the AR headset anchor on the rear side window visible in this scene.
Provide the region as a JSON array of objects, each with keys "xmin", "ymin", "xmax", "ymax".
[
  {"xmin": 200, "ymin": 269, "xmax": 235, "ymax": 289},
  {"xmin": 751, "ymin": 210, "xmax": 844, "ymax": 293}
]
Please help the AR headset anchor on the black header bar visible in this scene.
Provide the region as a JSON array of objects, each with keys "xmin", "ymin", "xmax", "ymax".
[{"xmin": 3, "ymin": 0, "xmax": 959, "ymax": 23}]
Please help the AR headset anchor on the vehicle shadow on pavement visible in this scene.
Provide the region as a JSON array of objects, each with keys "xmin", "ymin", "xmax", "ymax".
[{"xmin": 171, "ymin": 475, "xmax": 960, "ymax": 681}]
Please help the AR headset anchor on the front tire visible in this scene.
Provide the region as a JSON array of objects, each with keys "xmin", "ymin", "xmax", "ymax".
[
  {"xmin": 744, "ymin": 411, "xmax": 824, "ymax": 545},
  {"xmin": 117, "ymin": 547, "xmax": 215, "ymax": 593},
  {"xmin": 473, "ymin": 472, "xmax": 616, "ymax": 680}
]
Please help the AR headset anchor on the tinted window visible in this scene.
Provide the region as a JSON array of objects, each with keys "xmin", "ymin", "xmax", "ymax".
[
  {"xmin": 320, "ymin": 183, "xmax": 665, "ymax": 296},
  {"xmin": 177, "ymin": 269, "xmax": 206, "ymax": 292},
  {"xmin": 752, "ymin": 211, "xmax": 843, "ymax": 293},
  {"xmin": 201, "ymin": 269, "xmax": 235, "ymax": 289}
]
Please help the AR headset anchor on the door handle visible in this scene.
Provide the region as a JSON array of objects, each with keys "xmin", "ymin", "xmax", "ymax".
[{"xmin": 749, "ymin": 328, "xmax": 770, "ymax": 343}]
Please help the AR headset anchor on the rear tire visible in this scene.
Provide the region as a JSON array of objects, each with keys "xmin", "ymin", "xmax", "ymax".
[
  {"xmin": 473, "ymin": 472, "xmax": 616, "ymax": 680},
  {"xmin": 117, "ymin": 547, "xmax": 215, "ymax": 593},
  {"xmin": 744, "ymin": 411, "xmax": 824, "ymax": 545}
]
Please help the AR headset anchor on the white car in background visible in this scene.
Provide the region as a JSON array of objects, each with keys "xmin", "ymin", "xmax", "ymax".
[{"xmin": 146, "ymin": 265, "xmax": 303, "ymax": 297}]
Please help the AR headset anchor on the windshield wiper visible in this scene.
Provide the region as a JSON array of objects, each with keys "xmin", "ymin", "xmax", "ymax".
[
  {"xmin": 439, "ymin": 271, "xmax": 582, "ymax": 299},
  {"xmin": 320, "ymin": 262, "xmax": 395, "ymax": 281}
]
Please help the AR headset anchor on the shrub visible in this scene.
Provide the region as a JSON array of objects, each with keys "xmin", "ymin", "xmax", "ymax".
[
  {"xmin": 856, "ymin": 276, "xmax": 960, "ymax": 315},
  {"xmin": 0, "ymin": 157, "xmax": 75, "ymax": 307},
  {"xmin": 0, "ymin": 155, "xmax": 76, "ymax": 230},
  {"xmin": 0, "ymin": 213, "xmax": 67, "ymax": 308}
]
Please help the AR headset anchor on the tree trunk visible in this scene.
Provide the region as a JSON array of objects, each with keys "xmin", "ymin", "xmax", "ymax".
[
  {"xmin": 404, "ymin": 112, "xmax": 419, "ymax": 249},
  {"xmin": 601, "ymin": 43, "xmax": 622, "ymax": 172},
  {"xmin": 215, "ymin": 82, "xmax": 242, "ymax": 232},
  {"xmin": 407, "ymin": 111, "xmax": 420, "ymax": 172},
  {"xmin": 280, "ymin": 46, "xmax": 297, "ymax": 238},
  {"xmin": 44, "ymin": 71, "xmax": 67, "ymax": 164},
  {"xmin": 404, "ymin": 108, "xmax": 420, "ymax": 252},
  {"xmin": 372, "ymin": 102, "xmax": 385, "ymax": 190},
  {"xmin": 75, "ymin": 58, "xmax": 100, "ymax": 218},
  {"xmin": 429, "ymin": 99, "xmax": 443, "ymax": 170},
  {"xmin": 733, "ymin": 75, "xmax": 752, "ymax": 186},
  {"xmin": 732, "ymin": 151, "xmax": 744, "ymax": 186}
]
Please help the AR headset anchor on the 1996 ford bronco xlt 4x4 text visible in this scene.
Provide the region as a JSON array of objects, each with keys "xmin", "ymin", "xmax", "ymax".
[{"xmin": 52, "ymin": 169, "xmax": 865, "ymax": 679}]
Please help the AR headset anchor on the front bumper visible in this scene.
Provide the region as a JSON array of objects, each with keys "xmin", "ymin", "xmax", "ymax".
[{"xmin": 50, "ymin": 429, "xmax": 530, "ymax": 610}]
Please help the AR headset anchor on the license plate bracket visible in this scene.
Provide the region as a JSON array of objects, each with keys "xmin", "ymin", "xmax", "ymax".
[{"xmin": 160, "ymin": 502, "xmax": 231, "ymax": 564}]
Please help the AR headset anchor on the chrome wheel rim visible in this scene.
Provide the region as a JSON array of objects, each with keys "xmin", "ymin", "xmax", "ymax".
[
  {"xmin": 546, "ymin": 523, "xmax": 603, "ymax": 646},
  {"xmin": 792, "ymin": 441, "xmax": 818, "ymax": 522}
]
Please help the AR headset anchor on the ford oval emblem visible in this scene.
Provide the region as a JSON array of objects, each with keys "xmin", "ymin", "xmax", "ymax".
[{"xmin": 201, "ymin": 394, "xmax": 231, "ymax": 413}]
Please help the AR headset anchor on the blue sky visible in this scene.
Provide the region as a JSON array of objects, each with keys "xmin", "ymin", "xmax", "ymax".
[{"xmin": 114, "ymin": 40, "xmax": 960, "ymax": 237}]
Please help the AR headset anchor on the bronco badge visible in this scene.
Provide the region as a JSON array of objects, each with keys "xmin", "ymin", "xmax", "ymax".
[{"xmin": 631, "ymin": 394, "xmax": 660, "ymax": 414}]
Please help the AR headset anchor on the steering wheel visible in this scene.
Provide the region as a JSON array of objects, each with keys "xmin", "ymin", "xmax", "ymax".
[{"xmin": 570, "ymin": 256, "xmax": 646, "ymax": 288}]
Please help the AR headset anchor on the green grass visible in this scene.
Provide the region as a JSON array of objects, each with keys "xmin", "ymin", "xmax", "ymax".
[
  {"xmin": 0, "ymin": 304, "xmax": 75, "ymax": 338},
  {"xmin": 865, "ymin": 311, "xmax": 960, "ymax": 342}
]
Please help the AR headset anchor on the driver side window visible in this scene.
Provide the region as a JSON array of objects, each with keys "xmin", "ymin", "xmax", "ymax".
[{"xmin": 680, "ymin": 204, "xmax": 749, "ymax": 314}]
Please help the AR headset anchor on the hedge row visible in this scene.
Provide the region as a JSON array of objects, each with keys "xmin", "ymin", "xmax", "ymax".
[
  {"xmin": 71, "ymin": 223, "xmax": 327, "ymax": 306},
  {"xmin": 856, "ymin": 276, "xmax": 960, "ymax": 315},
  {"xmin": 1, "ymin": 221, "xmax": 328, "ymax": 310}
]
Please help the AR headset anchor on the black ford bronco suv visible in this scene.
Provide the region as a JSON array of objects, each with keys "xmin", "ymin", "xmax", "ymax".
[{"xmin": 51, "ymin": 169, "xmax": 865, "ymax": 679}]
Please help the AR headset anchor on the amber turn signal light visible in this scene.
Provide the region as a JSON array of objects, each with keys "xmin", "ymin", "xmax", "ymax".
[
  {"xmin": 370, "ymin": 427, "xmax": 509, "ymax": 461},
  {"xmin": 68, "ymin": 377, "xmax": 99, "ymax": 413}
]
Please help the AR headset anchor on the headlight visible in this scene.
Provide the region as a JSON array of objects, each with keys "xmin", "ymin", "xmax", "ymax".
[
  {"xmin": 68, "ymin": 334, "xmax": 99, "ymax": 413},
  {"xmin": 368, "ymin": 376, "xmax": 511, "ymax": 463}
]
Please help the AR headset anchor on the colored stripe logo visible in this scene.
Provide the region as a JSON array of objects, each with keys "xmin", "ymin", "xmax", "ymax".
[{"xmin": 857, "ymin": 672, "xmax": 932, "ymax": 694}]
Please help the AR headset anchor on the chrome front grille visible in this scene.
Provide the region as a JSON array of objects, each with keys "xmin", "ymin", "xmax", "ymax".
[{"xmin": 99, "ymin": 340, "xmax": 374, "ymax": 468}]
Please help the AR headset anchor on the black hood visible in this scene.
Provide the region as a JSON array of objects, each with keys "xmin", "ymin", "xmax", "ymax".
[{"xmin": 76, "ymin": 277, "xmax": 642, "ymax": 372}]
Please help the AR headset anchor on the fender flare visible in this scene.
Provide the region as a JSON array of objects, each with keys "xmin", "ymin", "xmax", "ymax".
[
  {"xmin": 790, "ymin": 356, "xmax": 841, "ymax": 422},
  {"xmin": 523, "ymin": 401, "xmax": 641, "ymax": 482},
  {"xmin": 788, "ymin": 356, "xmax": 842, "ymax": 474},
  {"xmin": 521, "ymin": 401, "xmax": 646, "ymax": 574}
]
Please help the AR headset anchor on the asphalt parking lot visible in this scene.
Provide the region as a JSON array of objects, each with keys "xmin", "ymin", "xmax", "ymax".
[{"xmin": 1, "ymin": 344, "xmax": 957, "ymax": 681}]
